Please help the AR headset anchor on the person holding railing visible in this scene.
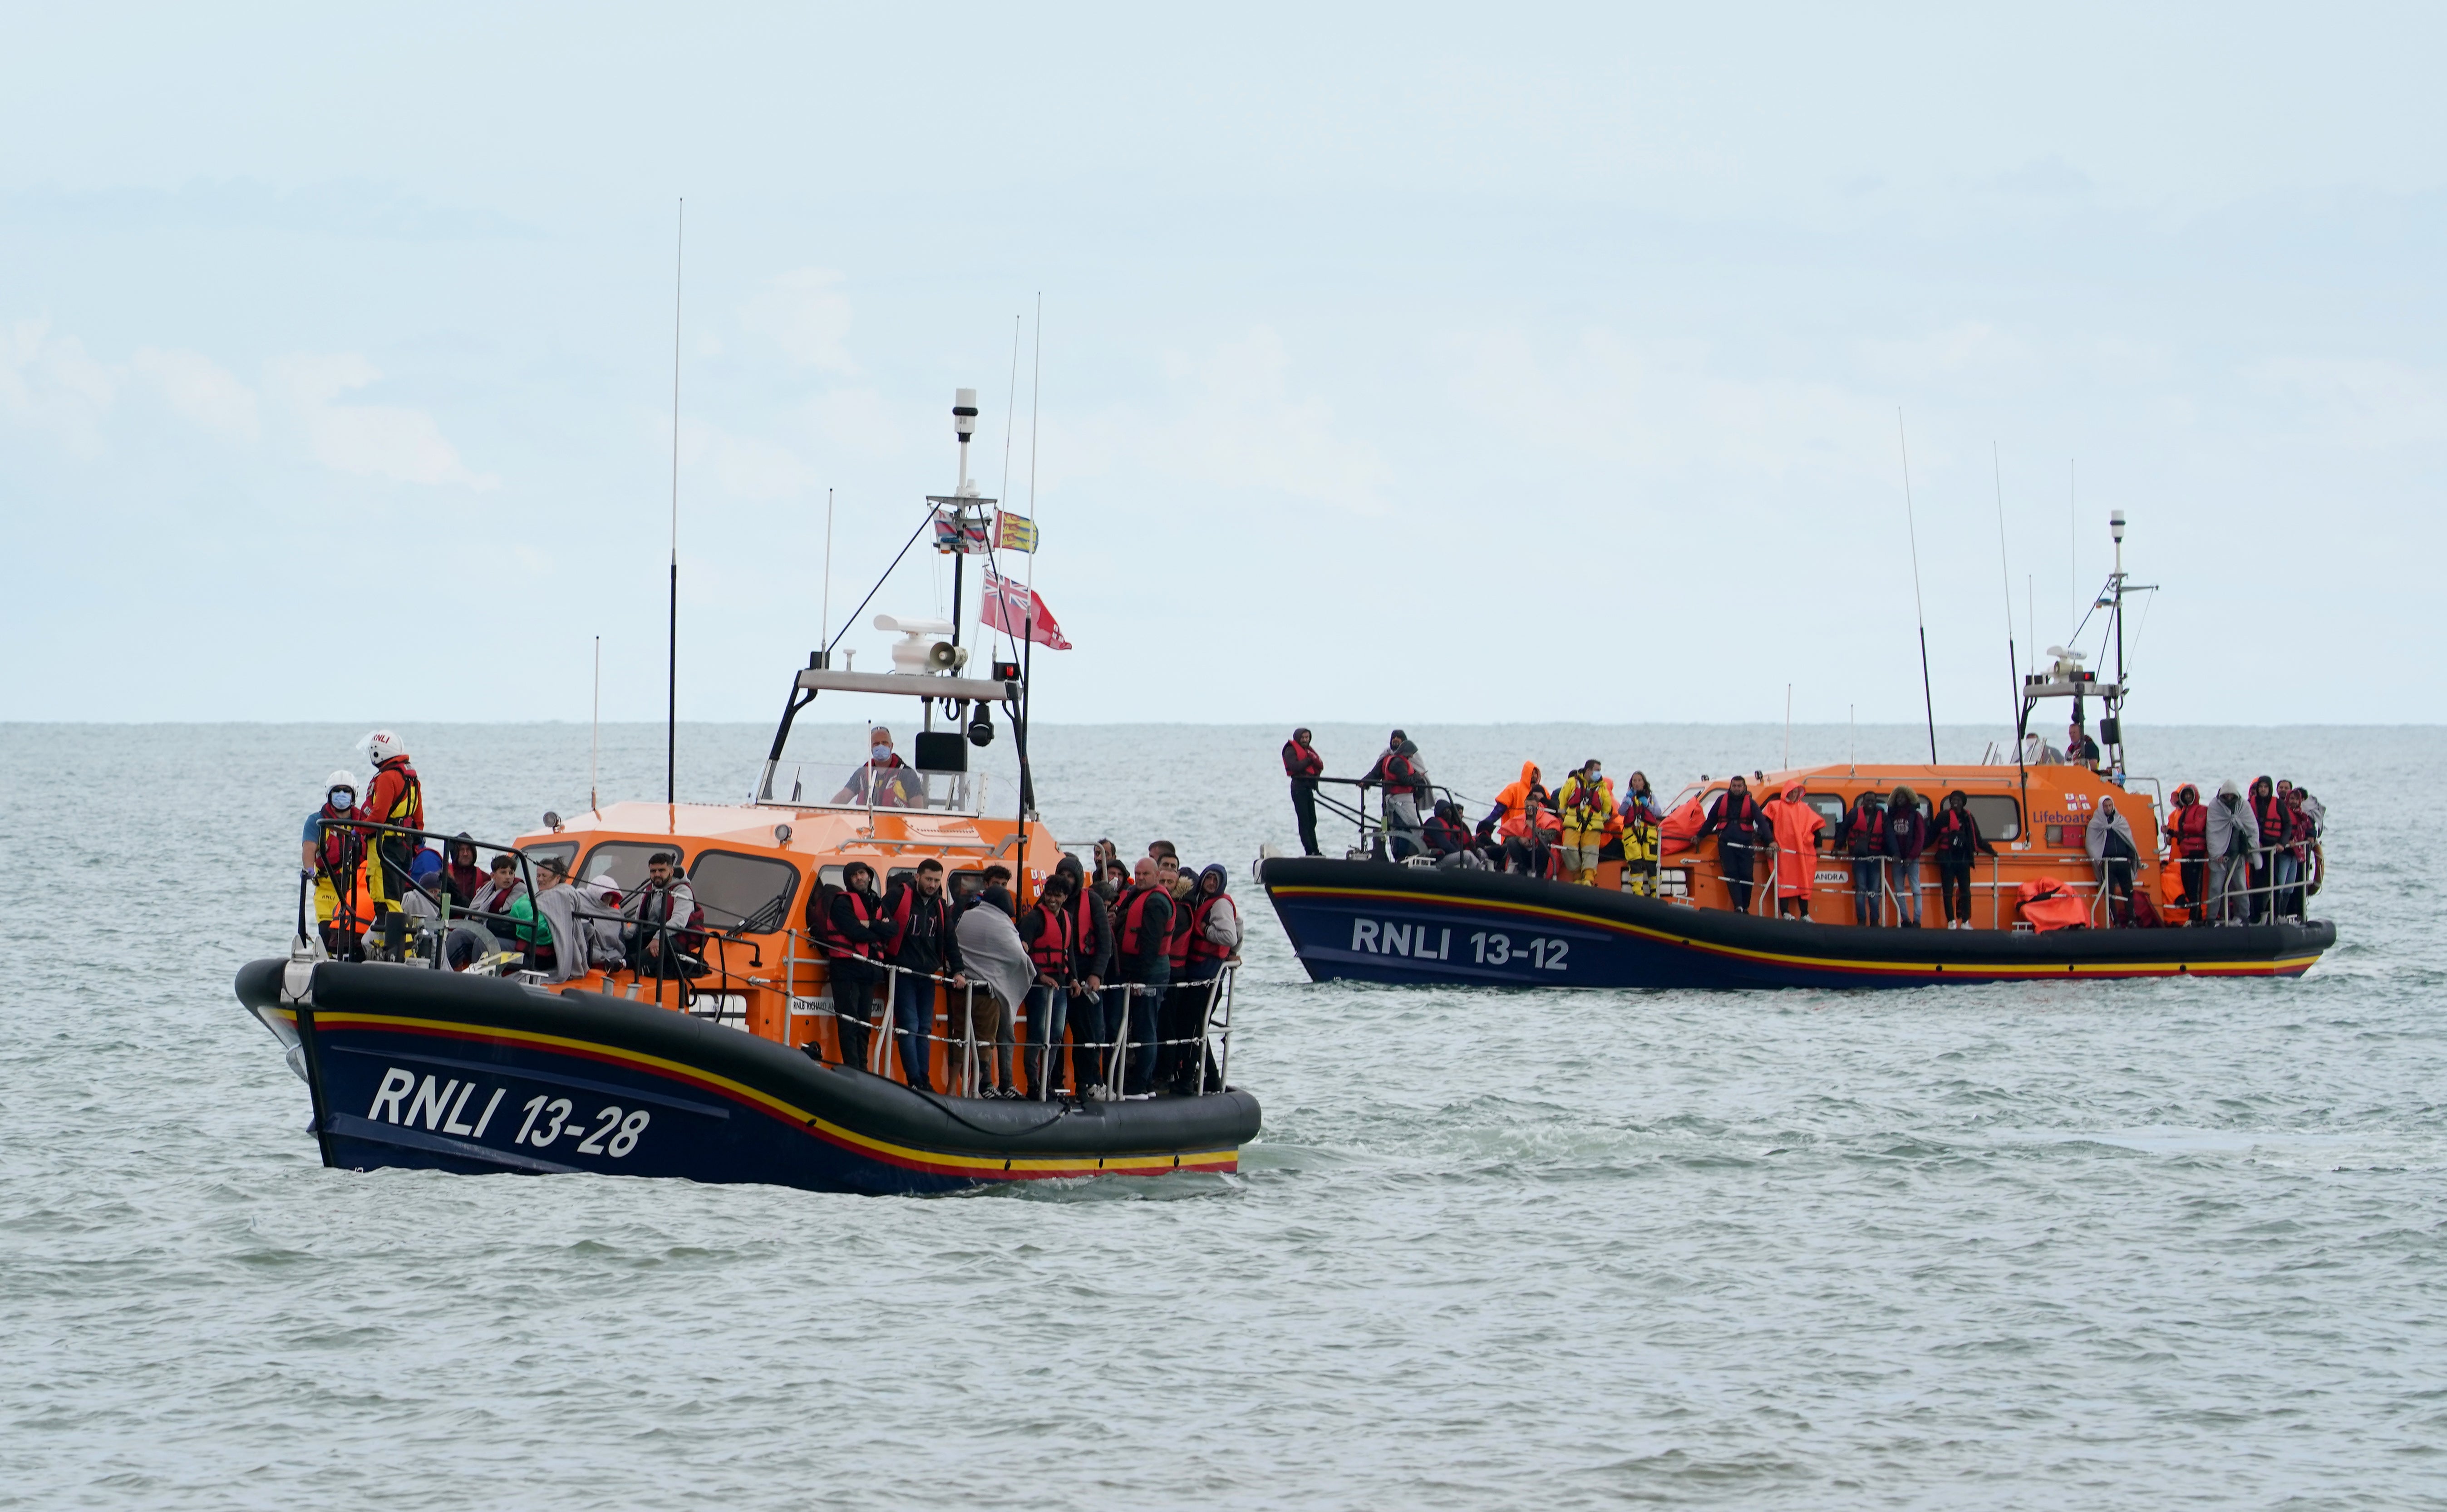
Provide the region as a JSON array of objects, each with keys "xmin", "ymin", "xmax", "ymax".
[
  {"xmin": 1056, "ymin": 855, "xmax": 1116, "ymax": 1100},
  {"xmin": 1112, "ymin": 858, "xmax": 1175, "ymax": 1098},
  {"xmin": 952, "ymin": 884, "xmax": 1029, "ymax": 1097},
  {"xmin": 1019, "ymin": 872, "xmax": 1076, "ymax": 1101},
  {"xmin": 301, "ymin": 770, "xmax": 367, "ymax": 956},
  {"xmin": 1698, "ymin": 776, "xmax": 1769, "ymax": 914},
  {"xmin": 1365, "ymin": 735, "xmax": 1430, "ymax": 860},
  {"xmin": 2204, "ymin": 780, "xmax": 2259, "ymax": 925},
  {"xmin": 2084, "ymin": 797, "xmax": 2138, "ymax": 925},
  {"xmin": 1616, "ymin": 773, "xmax": 1664, "ymax": 897},
  {"xmin": 1167, "ymin": 864, "xmax": 1240, "ymax": 1094},
  {"xmin": 1932, "ymin": 790, "xmax": 1997, "ymax": 929},
  {"xmin": 1881, "ymin": 785, "xmax": 1930, "ymax": 928},
  {"xmin": 2163, "ymin": 785, "xmax": 2210, "ymax": 924},
  {"xmin": 1761, "ymin": 781, "xmax": 1826, "ymax": 920},
  {"xmin": 812, "ymin": 861, "xmax": 886, "ymax": 1066},
  {"xmin": 2249, "ymin": 776, "xmax": 2287, "ymax": 924},
  {"xmin": 1836, "ymin": 791, "xmax": 1887, "ymax": 926},
  {"xmin": 880, "ymin": 858, "xmax": 965, "ymax": 1093},
  {"xmin": 356, "ymin": 731, "xmax": 424, "ymax": 923}
]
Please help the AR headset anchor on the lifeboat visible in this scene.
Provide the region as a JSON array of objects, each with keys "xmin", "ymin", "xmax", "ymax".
[
  {"xmin": 236, "ymin": 393, "xmax": 1259, "ymax": 1194},
  {"xmin": 1262, "ymin": 512, "xmax": 2334, "ymax": 990}
]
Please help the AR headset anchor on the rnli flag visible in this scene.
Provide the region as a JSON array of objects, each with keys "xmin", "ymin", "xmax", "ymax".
[
  {"xmin": 992, "ymin": 510, "xmax": 1038, "ymax": 554},
  {"xmin": 982, "ymin": 569, "xmax": 1073, "ymax": 650}
]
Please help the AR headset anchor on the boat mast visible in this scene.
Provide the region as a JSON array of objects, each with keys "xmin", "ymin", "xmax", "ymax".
[{"xmin": 947, "ymin": 388, "xmax": 979, "ymax": 653}]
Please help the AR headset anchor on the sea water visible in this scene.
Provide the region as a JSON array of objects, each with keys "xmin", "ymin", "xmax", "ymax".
[{"xmin": 3, "ymin": 721, "xmax": 2442, "ymax": 1510}]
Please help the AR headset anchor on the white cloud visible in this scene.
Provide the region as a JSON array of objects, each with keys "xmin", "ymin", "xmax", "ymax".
[
  {"xmin": 130, "ymin": 346, "xmax": 258, "ymax": 441},
  {"xmin": 269, "ymin": 353, "xmax": 498, "ymax": 489},
  {"xmin": 740, "ymin": 267, "xmax": 857, "ymax": 373},
  {"xmin": 0, "ymin": 319, "xmax": 117, "ymax": 455}
]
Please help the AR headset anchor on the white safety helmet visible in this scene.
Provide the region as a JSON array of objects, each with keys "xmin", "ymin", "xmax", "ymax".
[
  {"xmin": 325, "ymin": 770, "xmax": 359, "ymax": 802},
  {"xmin": 365, "ymin": 730, "xmax": 407, "ymax": 766}
]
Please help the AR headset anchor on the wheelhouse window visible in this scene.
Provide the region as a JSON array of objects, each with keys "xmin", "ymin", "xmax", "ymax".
[
  {"xmin": 579, "ymin": 842, "xmax": 688, "ymax": 892},
  {"xmin": 689, "ymin": 850, "xmax": 801, "ymax": 934},
  {"xmin": 1965, "ymin": 795, "xmax": 2020, "ymax": 841}
]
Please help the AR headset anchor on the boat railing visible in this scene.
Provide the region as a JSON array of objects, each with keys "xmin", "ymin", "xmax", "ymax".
[
  {"xmin": 1306, "ymin": 776, "xmax": 1463, "ymax": 861},
  {"xmin": 775, "ymin": 945, "xmax": 1240, "ymax": 1102}
]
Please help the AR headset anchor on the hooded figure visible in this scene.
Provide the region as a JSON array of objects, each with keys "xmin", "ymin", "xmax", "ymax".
[
  {"xmin": 2085, "ymin": 795, "xmax": 2139, "ymax": 924},
  {"xmin": 1761, "ymin": 781, "xmax": 1825, "ymax": 915},
  {"xmin": 2204, "ymin": 780, "xmax": 2261, "ymax": 924},
  {"xmin": 535, "ymin": 877, "xmax": 593, "ymax": 983},
  {"xmin": 953, "ymin": 885, "xmax": 1032, "ymax": 1095}
]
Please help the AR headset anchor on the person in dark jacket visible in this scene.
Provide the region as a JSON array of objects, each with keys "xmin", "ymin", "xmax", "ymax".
[
  {"xmin": 1054, "ymin": 855, "xmax": 1116, "ymax": 1097},
  {"xmin": 1364, "ymin": 735, "xmax": 1429, "ymax": 859},
  {"xmin": 1283, "ymin": 728, "xmax": 1325, "ymax": 856},
  {"xmin": 879, "ymin": 858, "xmax": 966, "ymax": 1091},
  {"xmin": 1111, "ymin": 857, "xmax": 1175, "ymax": 1097},
  {"xmin": 1882, "ymin": 785, "xmax": 1930, "ymax": 928},
  {"xmin": 2248, "ymin": 776, "xmax": 2283, "ymax": 924},
  {"xmin": 1017, "ymin": 871, "xmax": 1075, "ymax": 1100},
  {"xmin": 1836, "ymin": 792, "xmax": 1887, "ymax": 925},
  {"xmin": 1697, "ymin": 776, "xmax": 1770, "ymax": 913},
  {"xmin": 443, "ymin": 835, "xmax": 485, "ymax": 909},
  {"xmin": 817, "ymin": 862, "xmax": 888, "ymax": 1068},
  {"xmin": 1931, "ymin": 790, "xmax": 1997, "ymax": 929}
]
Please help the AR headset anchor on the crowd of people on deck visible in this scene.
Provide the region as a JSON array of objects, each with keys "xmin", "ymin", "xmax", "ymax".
[
  {"xmin": 803, "ymin": 839, "xmax": 1243, "ymax": 1102},
  {"xmin": 303, "ymin": 732, "xmax": 729, "ymax": 981},
  {"xmin": 1282, "ymin": 729, "xmax": 2326, "ymax": 932}
]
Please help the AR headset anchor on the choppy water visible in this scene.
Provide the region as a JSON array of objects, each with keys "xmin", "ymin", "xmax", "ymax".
[{"xmin": 5, "ymin": 720, "xmax": 2444, "ymax": 1509}]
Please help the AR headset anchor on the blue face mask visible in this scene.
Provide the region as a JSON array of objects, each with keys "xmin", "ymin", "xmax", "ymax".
[
  {"xmin": 329, "ymin": 790, "xmax": 354, "ymax": 810},
  {"xmin": 871, "ymin": 744, "xmax": 892, "ymax": 762}
]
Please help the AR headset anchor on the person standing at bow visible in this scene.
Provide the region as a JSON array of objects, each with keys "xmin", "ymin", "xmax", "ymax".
[
  {"xmin": 1555, "ymin": 759, "xmax": 1615, "ymax": 886},
  {"xmin": 1365, "ymin": 733, "xmax": 1429, "ymax": 860},
  {"xmin": 356, "ymin": 731, "xmax": 423, "ymax": 922},
  {"xmin": 1282, "ymin": 727, "xmax": 1325, "ymax": 856},
  {"xmin": 301, "ymin": 770, "xmax": 368, "ymax": 955}
]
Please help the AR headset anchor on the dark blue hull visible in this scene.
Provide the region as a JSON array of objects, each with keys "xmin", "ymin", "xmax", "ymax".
[
  {"xmin": 236, "ymin": 960, "xmax": 1256, "ymax": 1195},
  {"xmin": 1260, "ymin": 859, "xmax": 2332, "ymax": 990}
]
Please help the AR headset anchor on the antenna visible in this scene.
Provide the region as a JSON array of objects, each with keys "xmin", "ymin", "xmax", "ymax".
[
  {"xmin": 995, "ymin": 316, "xmax": 1023, "ymax": 660},
  {"xmin": 946, "ymin": 387, "xmax": 980, "ymax": 649},
  {"xmin": 1993, "ymin": 441, "xmax": 2026, "ymax": 804},
  {"xmin": 1895, "ymin": 410, "xmax": 1938, "ymax": 763},
  {"xmin": 665, "ymin": 197, "xmax": 684, "ymax": 807},
  {"xmin": 819, "ymin": 486, "xmax": 836, "ymax": 658},
  {"xmin": 591, "ymin": 635, "xmax": 601, "ymax": 815},
  {"xmin": 2068, "ymin": 458, "xmax": 2077, "ymax": 645},
  {"xmin": 1018, "ymin": 292, "xmax": 1044, "ymax": 820}
]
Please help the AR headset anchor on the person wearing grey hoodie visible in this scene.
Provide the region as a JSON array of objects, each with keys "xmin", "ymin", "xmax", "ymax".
[
  {"xmin": 2204, "ymin": 780, "xmax": 2260, "ymax": 925},
  {"xmin": 952, "ymin": 884, "xmax": 1030, "ymax": 1096}
]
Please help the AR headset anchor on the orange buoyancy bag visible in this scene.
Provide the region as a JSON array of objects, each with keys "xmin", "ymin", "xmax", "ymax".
[
  {"xmin": 1659, "ymin": 796, "xmax": 1705, "ymax": 855},
  {"xmin": 2018, "ymin": 876, "xmax": 2091, "ymax": 932}
]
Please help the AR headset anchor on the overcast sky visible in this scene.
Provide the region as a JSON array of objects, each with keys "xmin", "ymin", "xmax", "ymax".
[{"xmin": 6, "ymin": 4, "xmax": 2442, "ymax": 734}]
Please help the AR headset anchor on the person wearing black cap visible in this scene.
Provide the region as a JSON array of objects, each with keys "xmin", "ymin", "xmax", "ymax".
[{"xmin": 1282, "ymin": 727, "xmax": 1325, "ymax": 855}]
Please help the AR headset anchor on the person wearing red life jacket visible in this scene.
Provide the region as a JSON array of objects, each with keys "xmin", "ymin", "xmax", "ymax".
[
  {"xmin": 1931, "ymin": 790, "xmax": 1999, "ymax": 929},
  {"xmin": 1834, "ymin": 792, "xmax": 1887, "ymax": 926},
  {"xmin": 300, "ymin": 770, "xmax": 366, "ymax": 954},
  {"xmin": 1167, "ymin": 864, "xmax": 1241, "ymax": 1094},
  {"xmin": 880, "ymin": 858, "xmax": 966, "ymax": 1093},
  {"xmin": 1697, "ymin": 777, "xmax": 1770, "ymax": 914},
  {"xmin": 807, "ymin": 861, "xmax": 885, "ymax": 1067},
  {"xmin": 1282, "ymin": 728, "xmax": 1326, "ymax": 856},
  {"xmin": 2163, "ymin": 785, "xmax": 2210, "ymax": 923},
  {"xmin": 356, "ymin": 731, "xmax": 424, "ymax": 920},
  {"xmin": 1054, "ymin": 855, "xmax": 1118, "ymax": 1098},
  {"xmin": 1111, "ymin": 858, "xmax": 1175, "ymax": 1097},
  {"xmin": 1018, "ymin": 872, "xmax": 1076, "ymax": 1100},
  {"xmin": 1882, "ymin": 785, "xmax": 1931, "ymax": 928},
  {"xmin": 2249, "ymin": 776, "xmax": 2287, "ymax": 924}
]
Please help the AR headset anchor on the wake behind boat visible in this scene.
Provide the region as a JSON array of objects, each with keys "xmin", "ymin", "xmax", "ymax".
[{"xmin": 1263, "ymin": 511, "xmax": 2335, "ymax": 990}]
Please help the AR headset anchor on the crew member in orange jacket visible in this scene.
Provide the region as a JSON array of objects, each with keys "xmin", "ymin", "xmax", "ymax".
[
  {"xmin": 1761, "ymin": 781, "xmax": 1826, "ymax": 919},
  {"xmin": 357, "ymin": 731, "xmax": 424, "ymax": 919}
]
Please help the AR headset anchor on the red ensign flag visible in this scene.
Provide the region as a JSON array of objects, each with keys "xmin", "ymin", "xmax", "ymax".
[{"xmin": 982, "ymin": 569, "xmax": 1073, "ymax": 650}]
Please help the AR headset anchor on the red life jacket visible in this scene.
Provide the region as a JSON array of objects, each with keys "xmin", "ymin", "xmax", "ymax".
[
  {"xmin": 2252, "ymin": 795, "xmax": 2288, "ymax": 849},
  {"xmin": 1026, "ymin": 904, "xmax": 1073, "ymax": 975},
  {"xmin": 1115, "ymin": 885, "xmax": 1164, "ymax": 959},
  {"xmin": 1848, "ymin": 806, "xmax": 1888, "ymax": 855},
  {"xmin": 2169, "ymin": 803, "xmax": 2208, "ymax": 857},
  {"xmin": 820, "ymin": 888, "xmax": 875, "ymax": 961},
  {"xmin": 1070, "ymin": 890, "xmax": 1102, "ymax": 973},
  {"xmin": 316, "ymin": 805, "xmax": 363, "ymax": 873},
  {"xmin": 1167, "ymin": 892, "xmax": 1197, "ymax": 970},
  {"xmin": 1283, "ymin": 740, "xmax": 1324, "ymax": 780},
  {"xmin": 1186, "ymin": 893, "xmax": 1232, "ymax": 968},
  {"xmin": 635, "ymin": 880, "xmax": 706, "ymax": 953},
  {"xmin": 1713, "ymin": 792, "xmax": 1760, "ymax": 837},
  {"xmin": 881, "ymin": 882, "xmax": 951, "ymax": 958}
]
